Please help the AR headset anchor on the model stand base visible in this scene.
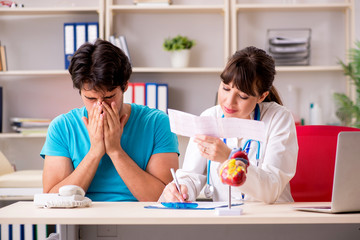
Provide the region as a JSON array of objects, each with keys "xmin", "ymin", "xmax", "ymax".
[{"xmin": 215, "ymin": 207, "xmax": 243, "ymax": 216}]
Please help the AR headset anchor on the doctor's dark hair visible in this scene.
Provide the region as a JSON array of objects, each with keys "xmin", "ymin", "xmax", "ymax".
[
  {"xmin": 68, "ymin": 39, "xmax": 132, "ymax": 93},
  {"xmin": 220, "ymin": 46, "xmax": 282, "ymax": 105}
]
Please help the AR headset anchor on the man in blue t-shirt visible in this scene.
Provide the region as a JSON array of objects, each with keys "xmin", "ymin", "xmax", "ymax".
[{"xmin": 40, "ymin": 39, "xmax": 179, "ymax": 201}]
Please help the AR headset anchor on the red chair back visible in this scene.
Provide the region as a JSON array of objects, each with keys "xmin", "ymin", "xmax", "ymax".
[{"xmin": 290, "ymin": 125, "xmax": 360, "ymax": 202}]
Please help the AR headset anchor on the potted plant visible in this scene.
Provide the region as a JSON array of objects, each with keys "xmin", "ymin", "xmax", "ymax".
[
  {"xmin": 333, "ymin": 41, "xmax": 360, "ymax": 127},
  {"xmin": 163, "ymin": 35, "xmax": 196, "ymax": 68}
]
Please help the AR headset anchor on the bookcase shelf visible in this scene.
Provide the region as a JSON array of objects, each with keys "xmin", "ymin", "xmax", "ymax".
[
  {"xmin": 0, "ymin": 133, "xmax": 46, "ymax": 138},
  {"xmin": 133, "ymin": 67, "xmax": 224, "ymax": 73},
  {"xmin": 109, "ymin": 5, "xmax": 225, "ymax": 13},
  {"xmin": 0, "ymin": 70, "xmax": 69, "ymax": 76},
  {"xmin": 233, "ymin": 3, "xmax": 352, "ymax": 11},
  {"xmin": 231, "ymin": 0, "xmax": 354, "ymax": 98},
  {"xmin": 275, "ymin": 65, "xmax": 343, "ymax": 73},
  {"xmin": 0, "ymin": 7, "xmax": 102, "ymax": 15},
  {"xmin": 0, "ymin": 65, "xmax": 343, "ymax": 77},
  {"xmin": 231, "ymin": 0, "xmax": 355, "ymax": 53},
  {"xmin": 0, "ymin": 68, "xmax": 223, "ymax": 76},
  {"xmin": 105, "ymin": 0, "xmax": 231, "ymax": 70},
  {"xmin": 0, "ymin": 0, "xmax": 356, "ymax": 134},
  {"xmin": 0, "ymin": 5, "xmax": 105, "ymax": 39},
  {"xmin": 1, "ymin": 0, "xmax": 350, "ymax": 76}
]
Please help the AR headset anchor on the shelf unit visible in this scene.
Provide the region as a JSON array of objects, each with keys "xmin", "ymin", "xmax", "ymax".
[
  {"xmin": 0, "ymin": 7, "xmax": 103, "ymax": 15},
  {"xmin": 0, "ymin": 66, "xmax": 343, "ymax": 77},
  {"xmin": 230, "ymin": 0, "xmax": 355, "ymax": 95},
  {"xmin": 231, "ymin": 1, "xmax": 355, "ymax": 51},
  {"xmin": 0, "ymin": 0, "xmax": 357, "ymax": 136},
  {"xmin": 0, "ymin": 0, "xmax": 105, "ymax": 76},
  {"xmin": 0, "ymin": 133, "xmax": 46, "ymax": 138},
  {"xmin": 0, "ymin": 1, "xmax": 351, "ymax": 75},
  {"xmin": 105, "ymin": 0, "xmax": 230, "ymax": 73},
  {"xmin": 0, "ymin": 1, "xmax": 105, "ymax": 135}
]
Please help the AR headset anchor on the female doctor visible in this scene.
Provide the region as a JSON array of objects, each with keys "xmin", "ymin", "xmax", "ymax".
[{"xmin": 160, "ymin": 46, "xmax": 298, "ymax": 204}]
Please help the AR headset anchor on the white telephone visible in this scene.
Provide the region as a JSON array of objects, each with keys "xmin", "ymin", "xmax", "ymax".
[
  {"xmin": 59, "ymin": 185, "xmax": 86, "ymax": 197},
  {"xmin": 34, "ymin": 185, "xmax": 92, "ymax": 208}
]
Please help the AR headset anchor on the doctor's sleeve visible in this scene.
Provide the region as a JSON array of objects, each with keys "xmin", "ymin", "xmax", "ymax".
[
  {"xmin": 238, "ymin": 110, "xmax": 298, "ymax": 203},
  {"xmin": 175, "ymin": 137, "xmax": 208, "ymax": 202}
]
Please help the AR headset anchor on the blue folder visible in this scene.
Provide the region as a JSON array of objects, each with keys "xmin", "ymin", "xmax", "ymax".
[{"xmin": 63, "ymin": 23, "xmax": 75, "ymax": 69}]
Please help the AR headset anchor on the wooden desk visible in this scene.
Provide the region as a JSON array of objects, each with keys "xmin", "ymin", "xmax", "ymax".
[
  {"xmin": 1, "ymin": 201, "xmax": 360, "ymax": 239},
  {"xmin": 0, "ymin": 201, "xmax": 360, "ymax": 225}
]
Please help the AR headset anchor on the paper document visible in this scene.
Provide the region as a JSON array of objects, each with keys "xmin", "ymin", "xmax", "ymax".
[
  {"xmin": 144, "ymin": 202, "xmax": 243, "ymax": 210},
  {"xmin": 168, "ymin": 109, "xmax": 265, "ymax": 142}
]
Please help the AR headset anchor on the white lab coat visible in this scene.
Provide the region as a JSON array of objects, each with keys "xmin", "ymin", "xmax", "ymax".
[{"xmin": 176, "ymin": 102, "xmax": 298, "ymax": 203}]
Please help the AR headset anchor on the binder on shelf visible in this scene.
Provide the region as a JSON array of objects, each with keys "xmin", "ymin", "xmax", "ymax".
[
  {"xmin": 113, "ymin": 36, "xmax": 121, "ymax": 49},
  {"xmin": 157, "ymin": 83, "xmax": 168, "ymax": 113},
  {"xmin": 75, "ymin": 23, "xmax": 87, "ymax": 50},
  {"xmin": 64, "ymin": 23, "xmax": 76, "ymax": 69},
  {"xmin": 0, "ymin": 87, "xmax": 2, "ymax": 132},
  {"xmin": 64, "ymin": 22, "xmax": 99, "ymax": 69},
  {"xmin": 123, "ymin": 82, "xmax": 168, "ymax": 112},
  {"xmin": 118, "ymin": 35, "xmax": 131, "ymax": 63},
  {"xmin": 124, "ymin": 83, "xmax": 134, "ymax": 104},
  {"xmin": 145, "ymin": 83, "xmax": 158, "ymax": 109},
  {"xmin": 0, "ymin": 41, "xmax": 2, "ymax": 71},
  {"xmin": 86, "ymin": 22, "xmax": 99, "ymax": 44},
  {"xmin": 133, "ymin": 83, "xmax": 146, "ymax": 106},
  {"xmin": 0, "ymin": 45, "xmax": 2, "ymax": 72},
  {"xmin": 1, "ymin": 224, "xmax": 54, "ymax": 240},
  {"xmin": 108, "ymin": 35, "xmax": 131, "ymax": 64},
  {"xmin": 109, "ymin": 35, "xmax": 116, "ymax": 45},
  {"xmin": 0, "ymin": 45, "xmax": 8, "ymax": 71}
]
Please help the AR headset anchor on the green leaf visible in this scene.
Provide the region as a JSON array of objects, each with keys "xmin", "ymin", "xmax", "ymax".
[
  {"xmin": 334, "ymin": 40, "xmax": 360, "ymax": 127},
  {"xmin": 163, "ymin": 35, "xmax": 196, "ymax": 51}
]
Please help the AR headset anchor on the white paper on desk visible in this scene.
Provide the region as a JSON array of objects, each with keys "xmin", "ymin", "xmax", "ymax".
[
  {"xmin": 145, "ymin": 202, "xmax": 243, "ymax": 210},
  {"xmin": 168, "ymin": 109, "xmax": 265, "ymax": 142}
]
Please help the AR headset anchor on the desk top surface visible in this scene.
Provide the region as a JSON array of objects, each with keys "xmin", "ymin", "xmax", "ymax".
[{"xmin": 0, "ymin": 201, "xmax": 360, "ymax": 225}]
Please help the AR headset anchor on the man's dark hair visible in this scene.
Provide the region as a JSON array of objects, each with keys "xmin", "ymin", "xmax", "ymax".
[{"xmin": 68, "ymin": 39, "xmax": 132, "ymax": 93}]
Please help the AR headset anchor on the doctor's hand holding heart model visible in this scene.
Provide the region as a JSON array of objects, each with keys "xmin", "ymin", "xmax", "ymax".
[{"xmin": 160, "ymin": 46, "xmax": 298, "ymax": 204}]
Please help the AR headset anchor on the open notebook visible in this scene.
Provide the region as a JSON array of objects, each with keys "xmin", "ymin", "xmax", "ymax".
[{"xmin": 294, "ymin": 131, "xmax": 360, "ymax": 213}]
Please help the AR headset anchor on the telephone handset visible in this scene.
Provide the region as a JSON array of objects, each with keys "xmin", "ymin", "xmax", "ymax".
[
  {"xmin": 34, "ymin": 185, "xmax": 92, "ymax": 208},
  {"xmin": 59, "ymin": 185, "xmax": 86, "ymax": 197}
]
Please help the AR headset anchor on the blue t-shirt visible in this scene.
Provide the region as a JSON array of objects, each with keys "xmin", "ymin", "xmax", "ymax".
[{"xmin": 40, "ymin": 104, "xmax": 179, "ymax": 202}]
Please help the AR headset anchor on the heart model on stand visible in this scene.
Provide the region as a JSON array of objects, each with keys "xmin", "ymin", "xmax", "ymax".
[{"xmin": 217, "ymin": 148, "xmax": 249, "ymax": 215}]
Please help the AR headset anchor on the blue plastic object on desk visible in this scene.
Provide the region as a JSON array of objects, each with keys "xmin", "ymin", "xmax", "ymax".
[{"xmin": 161, "ymin": 202, "xmax": 199, "ymax": 209}]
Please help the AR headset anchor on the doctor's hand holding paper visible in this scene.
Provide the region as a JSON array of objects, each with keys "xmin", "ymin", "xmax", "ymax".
[
  {"xmin": 160, "ymin": 46, "xmax": 298, "ymax": 204},
  {"xmin": 193, "ymin": 135, "xmax": 231, "ymax": 163}
]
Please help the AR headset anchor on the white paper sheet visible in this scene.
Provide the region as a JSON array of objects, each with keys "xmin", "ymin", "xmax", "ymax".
[
  {"xmin": 168, "ymin": 109, "xmax": 265, "ymax": 142},
  {"xmin": 144, "ymin": 202, "xmax": 243, "ymax": 210}
]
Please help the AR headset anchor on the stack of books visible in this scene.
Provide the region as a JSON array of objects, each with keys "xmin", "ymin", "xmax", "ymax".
[
  {"xmin": 267, "ymin": 29, "xmax": 311, "ymax": 66},
  {"xmin": 0, "ymin": 41, "xmax": 8, "ymax": 71},
  {"xmin": 11, "ymin": 117, "xmax": 52, "ymax": 135}
]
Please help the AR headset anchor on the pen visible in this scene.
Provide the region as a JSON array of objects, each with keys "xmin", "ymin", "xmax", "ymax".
[{"xmin": 170, "ymin": 168, "xmax": 183, "ymax": 199}]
